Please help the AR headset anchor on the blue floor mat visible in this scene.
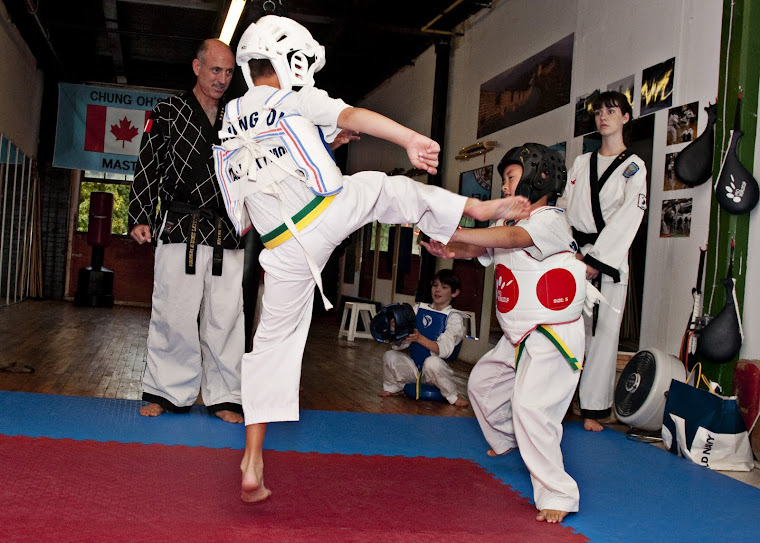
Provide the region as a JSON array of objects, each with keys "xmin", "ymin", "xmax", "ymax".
[{"xmin": 1, "ymin": 390, "xmax": 758, "ymax": 542}]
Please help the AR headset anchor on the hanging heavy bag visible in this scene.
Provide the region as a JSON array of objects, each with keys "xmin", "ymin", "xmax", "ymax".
[
  {"xmin": 662, "ymin": 364, "xmax": 754, "ymax": 471},
  {"xmin": 696, "ymin": 240, "xmax": 743, "ymax": 364},
  {"xmin": 674, "ymin": 102, "xmax": 716, "ymax": 186},
  {"xmin": 714, "ymin": 93, "xmax": 760, "ymax": 214}
]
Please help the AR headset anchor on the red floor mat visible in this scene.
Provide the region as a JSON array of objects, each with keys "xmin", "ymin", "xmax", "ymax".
[{"xmin": 1, "ymin": 435, "xmax": 588, "ymax": 542}]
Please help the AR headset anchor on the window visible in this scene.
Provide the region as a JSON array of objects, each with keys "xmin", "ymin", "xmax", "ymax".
[
  {"xmin": 368, "ymin": 222, "xmax": 421, "ymax": 256},
  {"xmin": 77, "ymin": 171, "xmax": 134, "ymax": 235}
]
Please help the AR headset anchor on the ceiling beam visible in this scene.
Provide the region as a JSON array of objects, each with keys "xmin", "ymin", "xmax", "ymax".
[
  {"xmin": 103, "ymin": 0, "xmax": 127, "ymax": 84},
  {"xmin": 116, "ymin": 0, "xmax": 220, "ymax": 10},
  {"xmin": 289, "ymin": 13, "xmax": 461, "ymax": 38}
]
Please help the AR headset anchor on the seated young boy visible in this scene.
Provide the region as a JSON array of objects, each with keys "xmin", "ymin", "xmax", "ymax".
[
  {"xmin": 378, "ymin": 269, "xmax": 469, "ymax": 407},
  {"xmin": 423, "ymin": 143, "xmax": 588, "ymax": 524},
  {"xmin": 213, "ymin": 15, "xmax": 531, "ymax": 504}
]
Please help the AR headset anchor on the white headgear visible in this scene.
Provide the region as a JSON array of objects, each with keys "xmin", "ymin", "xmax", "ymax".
[{"xmin": 236, "ymin": 15, "xmax": 326, "ymax": 91}]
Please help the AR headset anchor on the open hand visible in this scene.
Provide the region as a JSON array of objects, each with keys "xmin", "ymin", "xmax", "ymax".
[
  {"xmin": 420, "ymin": 239, "xmax": 455, "ymax": 259},
  {"xmin": 329, "ymin": 129, "xmax": 361, "ymax": 150}
]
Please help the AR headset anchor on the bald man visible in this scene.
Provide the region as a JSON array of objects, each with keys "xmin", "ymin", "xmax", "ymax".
[{"xmin": 128, "ymin": 40, "xmax": 245, "ymax": 423}]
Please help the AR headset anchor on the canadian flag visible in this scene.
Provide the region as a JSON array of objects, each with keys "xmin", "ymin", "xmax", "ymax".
[{"xmin": 84, "ymin": 105, "xmax": 151, "ymax": 156}]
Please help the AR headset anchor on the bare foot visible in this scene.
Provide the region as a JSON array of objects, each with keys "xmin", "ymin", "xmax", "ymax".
[
  {"xmin": 139, "ymin": 403, "xmax": 164, "ymax": 417},
  {"xmin": 536, "ymin": 509, "xmax": 569, "ymax": 523},
  {"xmin": 214, "ymin": 410, "xmax": 244, "ymax": 424},
  {"xmin": 378, "ymin": 390, "xmax": 393, "ymax": 397},
  {"xmin": 465, "ymin": 195, "xmax": 531, "ymax": 222},
  {"xmin": 454, "ymin": 397, "xmax": 469, "ymax": 408},
  {"xmin": 241, "ymin": 456, "xmax": 271, "ymax": 504},
  {"xmin": 584, "ymin": 418, "xmax": 604, "ymax": 432},
  {"xmin": 486, "ymin": 447, "xmax": 516, "ymax": 457}
]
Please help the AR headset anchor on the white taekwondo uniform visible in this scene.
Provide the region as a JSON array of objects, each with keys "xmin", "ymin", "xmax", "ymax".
[
  {"xmin": 215, "ymin": 85, "xmax": 469, "ymax": 424},
  {"xmin": 468, "ymin": 207, "xmax": 587, "ymax": 513},
  {"xmin": 560, "ymin": 150, "xmax": 647, "ymax": 419},
  {"xmin": 381, "ymin": 302, "xmax": 466, "ymax": 404}
]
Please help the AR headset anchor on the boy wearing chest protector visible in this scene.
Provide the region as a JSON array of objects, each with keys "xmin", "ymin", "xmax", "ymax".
[{"xmin": 423, "ymin": 143, "xmax": 600, "ymax": 524}]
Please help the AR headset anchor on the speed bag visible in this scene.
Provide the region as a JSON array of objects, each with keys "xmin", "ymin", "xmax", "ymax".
[{"xmin": 697, "ymin": 279, "xmax": 743, "ymax": 364}]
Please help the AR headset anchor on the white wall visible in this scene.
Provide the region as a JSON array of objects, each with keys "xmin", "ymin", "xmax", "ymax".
[
  {"xmin": 347, "ymin": 0, "xmax": 759, "ymax": 362},
  {"xmin": 0, "ymin": 1, "xmax": 44, "ymax": 157}
]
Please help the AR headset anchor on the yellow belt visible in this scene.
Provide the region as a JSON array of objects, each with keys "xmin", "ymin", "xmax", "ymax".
[
  {"xmin": 260, "ymin": 195, "xmax": 336, "ymax": 249},
  {"xmin": 515, "ymin": 325, "xmax": 583, "ymax": 371}
]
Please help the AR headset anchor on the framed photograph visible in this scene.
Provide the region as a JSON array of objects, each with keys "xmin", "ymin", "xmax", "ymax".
[
  {"xmin": 666, "ymin": 102, "xmax": 699, "ymax": 145},
  {"xmin": 664, "ymin": 152, "xmax": 689, "ymax": 191},
  {"xmin": 574, "ymin": 89, "xmax": 600, "ymax": 137},
  {"xmin": 660, "ymin": 198, "xmax": 692, "ymax": 238},
  {"xmin": 641, "ymin": 57, "xmax": 675, "ymax": 116},
  {"xmin": 459, "ymin": 164, "xmax": 494, "ymax": 228},
  {"xmin": 608, "ymin": 75, "xmax": 635, "ymax": 114},
  {"xmin": 477, "ymin": 34, "xmax": 573, "ymax": 138}
]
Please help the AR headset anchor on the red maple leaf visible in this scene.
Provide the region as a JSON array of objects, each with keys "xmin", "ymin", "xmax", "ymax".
[{"xmin": 110, "ymin": 116, "xmax": 139, "ymax": 147}]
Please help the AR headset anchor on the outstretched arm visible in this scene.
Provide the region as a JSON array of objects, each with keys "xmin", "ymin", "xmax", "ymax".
[
  {"xmin": 422, "ymin": 221, "xmax": 534, "ymax": 259},
  {"xmin": 451, "ymin": 224, "xmax": 533, "ymax": 249},
  {"xmin": 337, "ymin": 107, "xmax": 440, "ymax": 174}
]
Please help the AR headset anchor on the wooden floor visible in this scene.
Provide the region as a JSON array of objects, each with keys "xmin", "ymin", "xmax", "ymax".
[
  {"xmin": 0, "ymin": 299, "xmax": 476, "ymax": 417},
  {"xmin": 3, "ymin": 299, "xmax": 759, "ymax": 488}
]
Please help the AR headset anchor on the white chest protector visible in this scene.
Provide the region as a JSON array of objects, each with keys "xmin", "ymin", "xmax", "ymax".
[
  {"xmin": 494, "ymin": 248, "xmax": 587, "ymax": 345},
  {"xmin": 213, "ymin": 92, "xmax": 344, "ymax": 235}
]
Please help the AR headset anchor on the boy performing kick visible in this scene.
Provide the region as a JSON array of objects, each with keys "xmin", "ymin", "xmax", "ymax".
[{"xmin": 213, "ymin": 15, "xmax": 530, "ymax": 503}]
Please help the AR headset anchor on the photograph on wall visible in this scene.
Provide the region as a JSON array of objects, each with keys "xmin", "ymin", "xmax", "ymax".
[
  {"xmin": 477, "ymin": 34, "xmax": 573, "ymax": 138},
  {"xmin": 550, "ymin": 141, "xmax": 567, "ymax": 159},
  {"xmin": 574, "ymin": 89, "xmax": 600, "ymax": 137},
  {"xmin": 582, "ymin": 133, "xmax": 602, "ymax": 154},
  {"xmin": 666, "ymin": 102, "xmax": 699, "ymax": 145},
  {"xmin": 607, "ymin": 75, "xmax": 635, "ymax": 112},
  {"xmin": 660, "ymin": 197, "xmax": 692, "ymax": 238},
  {"xmin": 640, "ymin": 57, "xmax": 675, "ymax": 117},
  {"xmin": 459, "ymin": 164, "xmax": 493, "ymax": 228},
  {"xmin": 664, "ymin": 151, "xmax": 689, "ymax": 191}
]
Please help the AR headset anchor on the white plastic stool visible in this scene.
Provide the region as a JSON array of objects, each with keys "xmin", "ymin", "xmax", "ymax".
[
  {"xmin": 459, "ymin": 310, "xmax": 479, "ymax": 340},
  {"xmin": 338, "ymin": 302, "xmax": 377, "ymax": 341}
]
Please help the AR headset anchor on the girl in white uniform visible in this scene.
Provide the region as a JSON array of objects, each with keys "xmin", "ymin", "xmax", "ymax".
[
  {"xmin": 215, "ymin": 16, "xmax": 532, "ymax": 504},
  {"xmin": 559, "ymin": 91, "xmax": 647, "ymax": 432},
  {"xmin": 424, "ymin": 143, "xmax": 588, "ymax": 524}
]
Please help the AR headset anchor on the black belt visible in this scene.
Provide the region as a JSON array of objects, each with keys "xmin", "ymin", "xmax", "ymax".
[
  {"xmin": 167, "ymin": 201, "xmax": 224, "ymax": 276},
  {"xmin": 572, "ymin": 227, "xmax": 601, "ymax": 335},
  {"xmin": 571, "ymin": 227, "xmax": 599, "ymax": 247}
]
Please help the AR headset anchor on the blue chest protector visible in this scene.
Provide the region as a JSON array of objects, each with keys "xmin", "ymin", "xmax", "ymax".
[{"xmin": 408, "ymin": 307, "xmax": 462, "ymax": 370}]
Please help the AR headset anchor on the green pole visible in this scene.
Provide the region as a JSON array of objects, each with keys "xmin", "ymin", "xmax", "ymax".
[{"xmin": 700, "ymin": 0, "xmax": 759, "ymax": 391}]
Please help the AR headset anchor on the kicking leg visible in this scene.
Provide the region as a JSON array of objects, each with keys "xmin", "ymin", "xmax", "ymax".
[{"xmin": 464, "ymin": 195, "xmax": 530, "ymax": 223}]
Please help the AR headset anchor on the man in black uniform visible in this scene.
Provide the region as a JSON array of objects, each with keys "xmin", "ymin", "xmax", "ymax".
[{"xmin": 128, "ymin": 39, "xmax": 244, "ymax": 423}]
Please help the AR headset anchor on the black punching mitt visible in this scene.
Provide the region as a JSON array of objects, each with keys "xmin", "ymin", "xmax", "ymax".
[
  {"xmin": 370, "ymin": 303, "xmax": 416, "ymax": 342},
  {"xmin": 715, "ymin": 129, "xmax": 760, "ymax": 214},
  {"xmin": 714, "ymin": 94, "xmax": 759, "ymax": 214},
  {"xmin": 674, "ymin": 103, "xmax": 716, "ymax": 187}
]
